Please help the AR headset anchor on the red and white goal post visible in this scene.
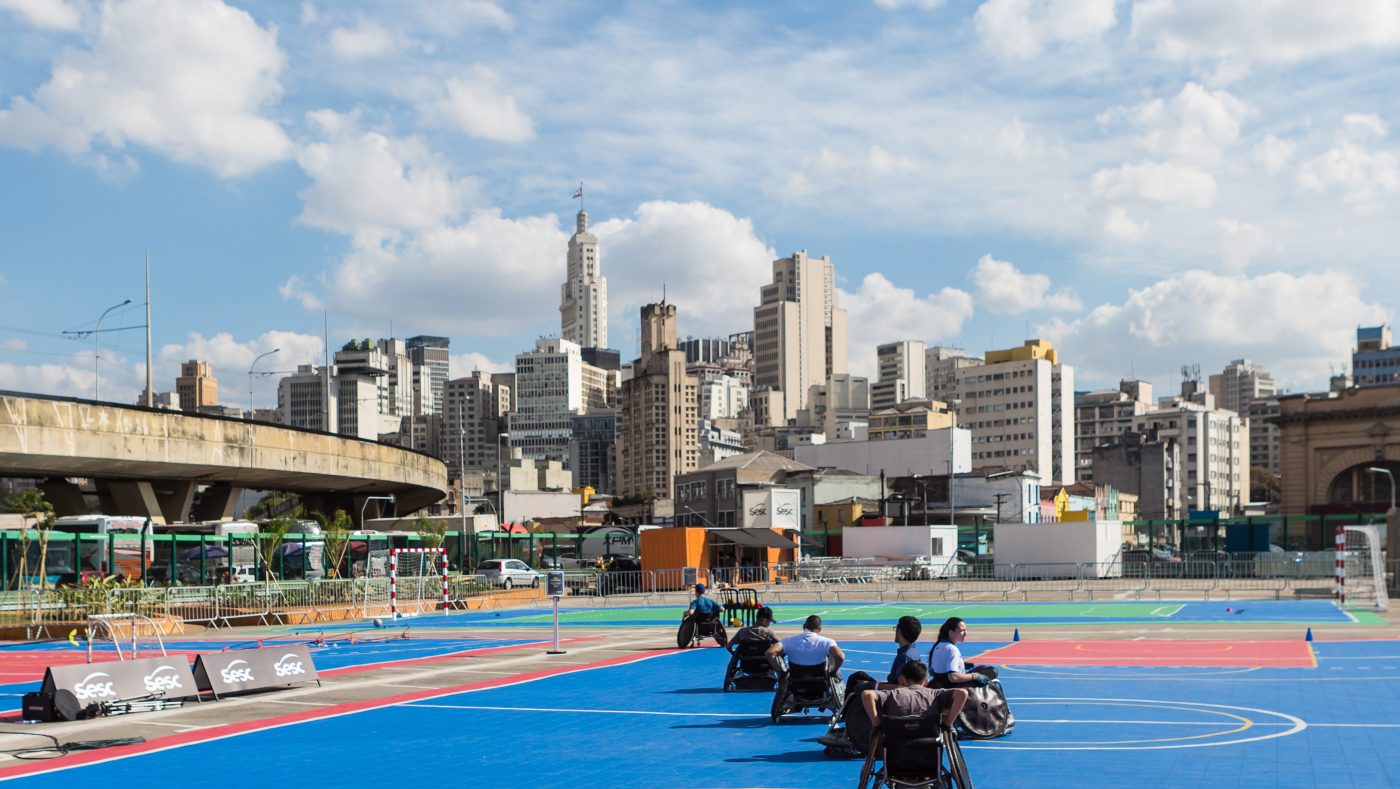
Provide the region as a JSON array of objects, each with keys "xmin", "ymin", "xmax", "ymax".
[
  {"xmin": 1335, "ymin": 525, "xmax": 1389, "ymax": 612},
  {"xmin": 389, "ymin": 547, "xmax": 449, "ymax": 619}
]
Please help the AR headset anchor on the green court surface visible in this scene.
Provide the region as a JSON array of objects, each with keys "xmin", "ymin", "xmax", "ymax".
[{"xmin": 382, "ymin": 599, "xmax": 1379, "ymax": 629}]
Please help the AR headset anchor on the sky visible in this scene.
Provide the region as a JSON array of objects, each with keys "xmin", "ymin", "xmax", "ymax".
[{"xmin": 0, "ymin": 0, "xmax": 1397, "ymax": 412}]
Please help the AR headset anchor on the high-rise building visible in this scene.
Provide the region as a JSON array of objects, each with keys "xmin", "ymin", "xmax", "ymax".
[
  {"xmin": 1353, "ymin": 325, "xmax": 1400, "ymax": 387},
  {"xmin": 752, "ymin": 250, "xmax": 847, "ymax": 422},
  {"xmin": 801, "ymin": 373, "xmax": 870, "ymax": 439},
  {"xmin": 560, "ymin": 209, "xmax": 608, "ymax": 350},
  {"xmin": 176, "ymin": 360, "xmax": 218, "ymax": 410},
  {"xmin": 512, "ymin": 338, "xmax": 617, "ymax": 466},
  {"xmin": 873, "ymin": 340, "xmax": 927, "ymax": 410},
  {"xmin": 1246, "ymin": 398, "xmax": 1281, "ymax": 476},
  {"xmin": 617, "ymin": 303, "xmax": 700, "ymax": 504},
  {"xmin": 406, "ymin": 335, "xmax": 450, "ymax": 415},
  {"xmin": 1074, "ymin": 379, "xmax": 1155, "ymax": 482},
  {"xmin": 277, "ymin": 364, "xmax": 334, "ymax": 432},
  {"xmin": 925, "ymin": 347, "xmax": 982, "ymax": 403},
  {"xmin": 951, "ymin": 339, "xmax": 1075, "ymax": 484},
  {"xmin": 1209, "ymin": 359, "xmax": 1277, "ymax": 414},
  {"xmin": 442, "ymin": 371, "xmax": 511, "ymax": 477},
  {"xmin": 1133, "ymin": 379, "xmax": 1248, "ymax": 513},
  {"xmin": 569, "ymin": 410, "xmax": 617, "ymax": 493}
]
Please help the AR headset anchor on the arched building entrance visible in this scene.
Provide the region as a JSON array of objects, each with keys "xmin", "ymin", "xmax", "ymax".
[{"xmin": 1278, "ymin": 384, "xmax": 1400, "ymax": 516}]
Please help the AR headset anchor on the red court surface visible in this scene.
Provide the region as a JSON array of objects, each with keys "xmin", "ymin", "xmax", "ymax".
[
  {"xmin": 974, "ymin": 639, "xmax": 1317, "ymax": 668},
  {"xmin": 0, "ymin": 651, "xmax": 198, "ymax": 682}
]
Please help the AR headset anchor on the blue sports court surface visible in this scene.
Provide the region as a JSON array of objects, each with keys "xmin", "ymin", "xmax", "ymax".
[{"xmin": 0, "ymin": 614, "xmax": 1397, "ymax": 787}]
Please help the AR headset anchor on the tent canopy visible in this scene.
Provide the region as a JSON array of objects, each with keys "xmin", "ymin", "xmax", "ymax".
[{"xmin": 708, "ymin": 528, "xmax": 797, "ymax": 549}]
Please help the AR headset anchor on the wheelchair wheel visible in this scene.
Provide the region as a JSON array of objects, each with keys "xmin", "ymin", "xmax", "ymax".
[
  {"xmin": 770, "ymin": 682, "xmax": 786, "ymax": 723},
  {"xmin": 722, "ymin": 656, "xmax": 738, "ymax": 691},
  {"xmin": 857, "ymin": 734, "xmax": 882, "ymax": 788},
  {"xmin": 944, "ymin": 732, "xmax": 973, "ymax": 789},
  {"xmin": 677, "ymin": 617, "xmax": 696, "ymax": 649}
]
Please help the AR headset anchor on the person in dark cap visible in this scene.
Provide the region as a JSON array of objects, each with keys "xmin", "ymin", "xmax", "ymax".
[{"xmin": 683, "ymin": 583, "xmax": 728, "ymax": 646}]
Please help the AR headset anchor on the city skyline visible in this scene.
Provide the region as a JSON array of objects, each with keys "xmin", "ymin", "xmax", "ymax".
[{"xmin": 2, "ymin": 1, "xmax": 1397, "ymax": 410}]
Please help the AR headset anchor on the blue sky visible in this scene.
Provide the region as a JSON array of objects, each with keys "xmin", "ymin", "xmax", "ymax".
[{"xmin": 1, "ymin": 0, "xmax": 1397, "ymax": 411}]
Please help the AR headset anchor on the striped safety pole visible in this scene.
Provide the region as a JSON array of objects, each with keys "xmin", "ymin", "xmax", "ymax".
[
  {"xmin": 390, "ymin": 550, "xmax": 399, "ymax": 620},
  {"xmin": 1334, "ymin": 526, "xmax": 1346, "ymax": 607},
  {"xmin": 440, "ymin": 547, "xmax": 449, "ymax": 614}
]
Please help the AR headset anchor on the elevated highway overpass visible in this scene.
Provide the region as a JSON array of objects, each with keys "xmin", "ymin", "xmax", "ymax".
[{"xmin": 0, "ymin": 391, "xmax": 448, "ymax": 523}]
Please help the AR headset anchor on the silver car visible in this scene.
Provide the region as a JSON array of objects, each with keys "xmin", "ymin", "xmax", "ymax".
[{"xmin": 478, "ymin": 558, "xmax": 541, "ymax": 589}]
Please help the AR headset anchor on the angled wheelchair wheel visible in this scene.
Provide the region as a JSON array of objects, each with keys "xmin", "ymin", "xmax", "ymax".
[
  {"xmin": 857, "ymin": 734, "xmax": 882, "ymax": 788},
  {"xmin": 722, "ymin": 655, "xmax": 738, "ymax": 691},
  {"xmin": 944, "ymin": 732, "xmax": 973, "ymax": 789},
  {"xmin": 677, "ymin": 617, "xmax": 696, "ymax": 649},
  {"xmin": 770, "ymin": 681, "xmax": 787, "ymax": 723}
]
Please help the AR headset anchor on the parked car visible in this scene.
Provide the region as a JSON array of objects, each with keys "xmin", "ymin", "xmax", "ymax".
[{"xmin": 478, "ymin": 559, "xmax": 541, "ymax": 589}]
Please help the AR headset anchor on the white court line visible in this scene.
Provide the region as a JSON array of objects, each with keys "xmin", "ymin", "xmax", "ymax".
[
  {"xmin": 403, "ymin": 703, "xmax": 768, "ymax": 718},
  {"xmin": 1317, "ymin": 655, "xmax": 1400, "ymax": 660}
]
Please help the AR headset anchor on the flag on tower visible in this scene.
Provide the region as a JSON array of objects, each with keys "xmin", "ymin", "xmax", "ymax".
[{"xmin": 573, "ymin": 183, "xmax": 583, "ymax": 199}]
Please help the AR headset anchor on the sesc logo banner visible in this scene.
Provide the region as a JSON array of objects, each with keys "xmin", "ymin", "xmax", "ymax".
[
  {"xmin": 219, "ymin": 660, "xmax": 255, "ymax": 684},
  {"xmin": 73, "ymin": 671, "xmax": 116, "ymax": 701},
  {"xmin": 193, "ymin": 645, "xmax": 318, "ymax": 696},
  {"xmin": 43, "ymin": 657, "xmax": 196, "ymax": 703}
]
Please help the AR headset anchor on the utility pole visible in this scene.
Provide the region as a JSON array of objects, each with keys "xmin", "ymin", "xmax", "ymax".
[{"xmin": 993, "ymin": 492, "xmax": 1010, "ymax": 524}]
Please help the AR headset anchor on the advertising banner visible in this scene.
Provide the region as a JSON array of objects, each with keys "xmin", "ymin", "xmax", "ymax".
[
  {"xmin": 192, "ymin": 645, "xmax": 320, "ymax": 698},
  {"xmin": 42, "ymin": 655, "xmax": 197, "ymax": 705}
]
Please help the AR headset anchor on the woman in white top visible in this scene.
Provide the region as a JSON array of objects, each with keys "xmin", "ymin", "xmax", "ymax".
[{"xmin": 928, "ymin": 617, "xmax": 989, "ymax": 687}]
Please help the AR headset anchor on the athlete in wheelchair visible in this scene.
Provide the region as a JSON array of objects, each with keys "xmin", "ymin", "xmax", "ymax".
[
  {"xmin": 723, "ymin": 606, "xmax": 780, "ymax": 691},
  {"xmin": 857, "ymin": 661, "xmax": 971, "ymax": 789},
  {"xmin": 677, "ymin": 583, "xmax": 729, "ymax": 649},
  {"xmin": 765, "ymin": 615, "xmax": 846, "ymax": 722}
]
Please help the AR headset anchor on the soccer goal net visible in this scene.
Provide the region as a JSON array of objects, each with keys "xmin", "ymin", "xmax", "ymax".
[
  {"xmin": 389, "ymin": 548, "xmax": 447, "ymax": 619},
  {"xmin": 1337, "ymin": 525, "xmax": 1389, "ymax": 612}
]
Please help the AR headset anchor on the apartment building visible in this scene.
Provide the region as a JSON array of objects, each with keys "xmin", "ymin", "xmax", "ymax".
[
  {"xmin": 406, "ymin": 335, "xmax": 450, "ymax": 416},
  {"xmin": 513, "ymin": 338, "xmax": 616, "ymax": 466},
  {"xmin": 616, "ymin": 303, "xmax": 700, "ymax": 504},
  {"xmin": 925, "ymin": 346, "xmax": 982, "ymax": 404},
  {"xmin": 1074, "ymin": 379, "xmax": 1154, "ymax": 482},
  {"xmin": 951, "ymin": 339, "xmax": 1075, "ymax": 484},
  {"xmin": 872, "ymin": 341, "xmax": 926, "ymax": 410},
  {"xmin": 752, "ymin": 250, "xmax": 848, "ymax": 421},
  {"xmin": 1133, "ymin": 380, "xmax": 1248, "ymax": 513},
  {"xmin": 176, "ymin": 360, "xmax": 218, "ymax": 410}
]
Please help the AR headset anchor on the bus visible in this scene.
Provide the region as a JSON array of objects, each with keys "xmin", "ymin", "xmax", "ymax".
[
  {"xmin": 51, "ymin": 515, "xmax": 153, "ymax": 582},
  {"xmin": 160, "ymin": 521, "xmax": 260, "ymax": 584}
]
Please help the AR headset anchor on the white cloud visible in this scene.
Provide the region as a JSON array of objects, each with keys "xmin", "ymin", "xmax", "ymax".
[
  {"xmin": 417, "ymin": 67, "xmax": 536, "ymax": 143},
  {"xmin": 279, "ymin": 275, "xmax": 324, "ymax": 311},
  {"xmin": 785, "ymin": 145, "xmax": 924, "ymax": 198},
  {"xmin": 970, "ymin": 254, "xmax": 1082, "ymax": 314},
  {"xmin": 1039, "ymin": 269, "xmax": 1389, "ymax": 390},
  {"xmin": 596, "ymin": 201, "xmax": 775, "ymax": 342},
  {"xmin": 1101, "ymin": 82, "xmax": 1255, "ymax": 164},
  {"xmin": 328, "ymin": 21, "xmax": 397, "ymax": 60},
  {"xmin": 839, "ymin": 273, "xmax": 974, "ymax": 378},
  {"xmin": 974, "ymin": 0, "xmax": 1117, "ymax": 60},
  {"xmin": 296, "ymin": 110, "xmax": 477, "ymax": 234},
  {"xmin": 1131, "ymin": 0, "xmax": 1400, "ymax": 63},
  {"xmin": 323, "ymin": 209, "xmax": 564, "ymax": 339},
  {"xmin": 414, "ymin": 0, "xmax": 512, "ymax": 34},
  {"xmin": 1299, "ymin": 143, "xmax": 1400, "ymax": 206},
  {"xmin": 1217, "ymin": 219, "xmax": 1265, "ymax": 272},
  {"xmin": 874, "ymin": 0, "xmax": 946, "ymax": 9},
  {"xmin": 0, "ymin": 0, "xmax": 80, "ymax": 30},
  {"xmin": 158, "ymin": 331, "xmax": 326, "ymax": 408},
  {"xmin": 1100, "ymin": 206, "xmax": 1150, "ymax": 242},
  {"xmin": 0, "ymin": 353, "xmax": 97, "ymax": 399},
  {"xmin": 1255, "ymin": 134, "xmax": 1294, "ymax": 174},
  {"xmin": 1, "ymin": 339, "xmax": 27, "ymax": 352},
  {"xmin": 0, "ymin": 0, "xmax": 291, "ymax": 177},
  {"xmin": 449, "ymin": 352, "xmax": 509, "ymax": 377},
  {"xmin": 1090, "ymin": 160, "xmax": 1217, "ymax": 209},
  {"xmin": 1342, "ymin": 113, "xmax": 1388, "ymax": 141}
]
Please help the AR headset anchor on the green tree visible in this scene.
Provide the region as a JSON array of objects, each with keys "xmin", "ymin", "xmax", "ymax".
[
  {"xmin": 258, "ymin": 515, "xmax": 295, "ymax": 583},
  {"xmin": 313, "ymin": 508, "xmax": 355, "ymax": 578},
  {"xmin": 414, "ymin": 515, "xmax": 448, "ymax": 551},
  {"xmin": 0, "ymin": 489, "xmax": 50, "ymax": 515}
]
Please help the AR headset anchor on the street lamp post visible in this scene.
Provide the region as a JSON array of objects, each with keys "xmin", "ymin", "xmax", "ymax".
[
  {"xmin": 359, "ymin": 495, "xmax": 395, "ymax": 529},
  {"xmin": 497, "ymin": 431, "xmax": 510, "ymax": 523},
  {"xmin": 93, "ymin": 298, "xmax": 132, "ymax": 400},
  {"xmin": 1366, "ymin": 467, "xmax": 1396, "ymax": 512},
  {"xmin": 248, "ymin": 348, "xmax": 280, "ymax": 418},
  {"xmin": 948, "ymin": 399, "xmax": 961, "ymax": 527}
]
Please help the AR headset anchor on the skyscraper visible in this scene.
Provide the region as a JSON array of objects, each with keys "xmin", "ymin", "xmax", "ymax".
[
  {"xmin": 1208, "ymin": 359, "xmax": 1276, "ymax": 414},
  {"xmin": 176, "ymin": 360, "xmax": 218, "ymax": 410},
  {"xmin": 617, "ymin": 303, "xmax": 700, "ymax": 504},
  {"xmin": 560, "ymin": 209, "xmax": 608, "ymax": 350},
  {"xmin": 406, "ymin": 335, "xmax": 450, "ymax": 415},
  {"xmin": 752, "ymin": 250, "xmax": 847, "ymax": 422}
]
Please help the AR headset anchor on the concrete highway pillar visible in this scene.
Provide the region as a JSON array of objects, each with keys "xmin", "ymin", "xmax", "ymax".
[
  {"xmin": 193, "ymin": 484, "xmax": 243, "ymax": 522},
  {"xmin": 158, "ymin": 481, "xmax": 197, "ymax": 524},
  {"xmin": 101, "ymin": 480, "xmax": 166, "ymax": 524},
  {"xmin": 40, "ymin": 479, "xmax": 89, "ymax": 517}
]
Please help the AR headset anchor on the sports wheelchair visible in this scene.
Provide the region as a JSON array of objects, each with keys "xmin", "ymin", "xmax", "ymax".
[
  {"xmin": 770, "ymin": 660, "xmax": 846, "ymax": 723},
  {"xmin": 723, "ymin": 637, "xmax": 779, "ymax": 691},
  {"xmin": 677, "ymin": 610, "xmax": 727, "ymax": 649},
  {"xmin": 857, "ymin": 713, "xmax": 972, "ymax": 789}
]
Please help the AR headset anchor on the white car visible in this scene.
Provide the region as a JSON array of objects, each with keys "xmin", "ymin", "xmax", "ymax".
[{"xmin": 478, "ymin": 559, "xmax": 541, "ymax": 589}]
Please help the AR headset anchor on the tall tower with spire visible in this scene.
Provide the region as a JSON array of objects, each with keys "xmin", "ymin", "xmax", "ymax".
[{"xmin": 560, "ymin": 208, "xmax": 608, "ymax": 349}]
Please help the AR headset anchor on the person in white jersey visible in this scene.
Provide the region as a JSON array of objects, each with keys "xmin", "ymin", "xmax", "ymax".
[{"xmin": 765, "ymin": 615, "xmax": 845, "ymax": 676}]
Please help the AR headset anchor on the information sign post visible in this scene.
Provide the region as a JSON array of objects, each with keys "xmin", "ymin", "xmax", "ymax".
[{"xmin": 546, "ymin": 571, "xmax": 566, "ymax": 655}]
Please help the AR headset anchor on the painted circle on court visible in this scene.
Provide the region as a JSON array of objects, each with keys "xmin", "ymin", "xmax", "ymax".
[{"xmin": 960, "ymin": 697, "xmax": 1306, "ymax": 751}]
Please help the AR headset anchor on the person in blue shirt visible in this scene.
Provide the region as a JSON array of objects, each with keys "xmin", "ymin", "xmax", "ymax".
[
  {"xmin": 887, "ymin": 615, "xmax": 923, "ymax": 685},
  {"xmin": 683, "ymin": 583, "xmax": 728, "ymax": 646}
]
